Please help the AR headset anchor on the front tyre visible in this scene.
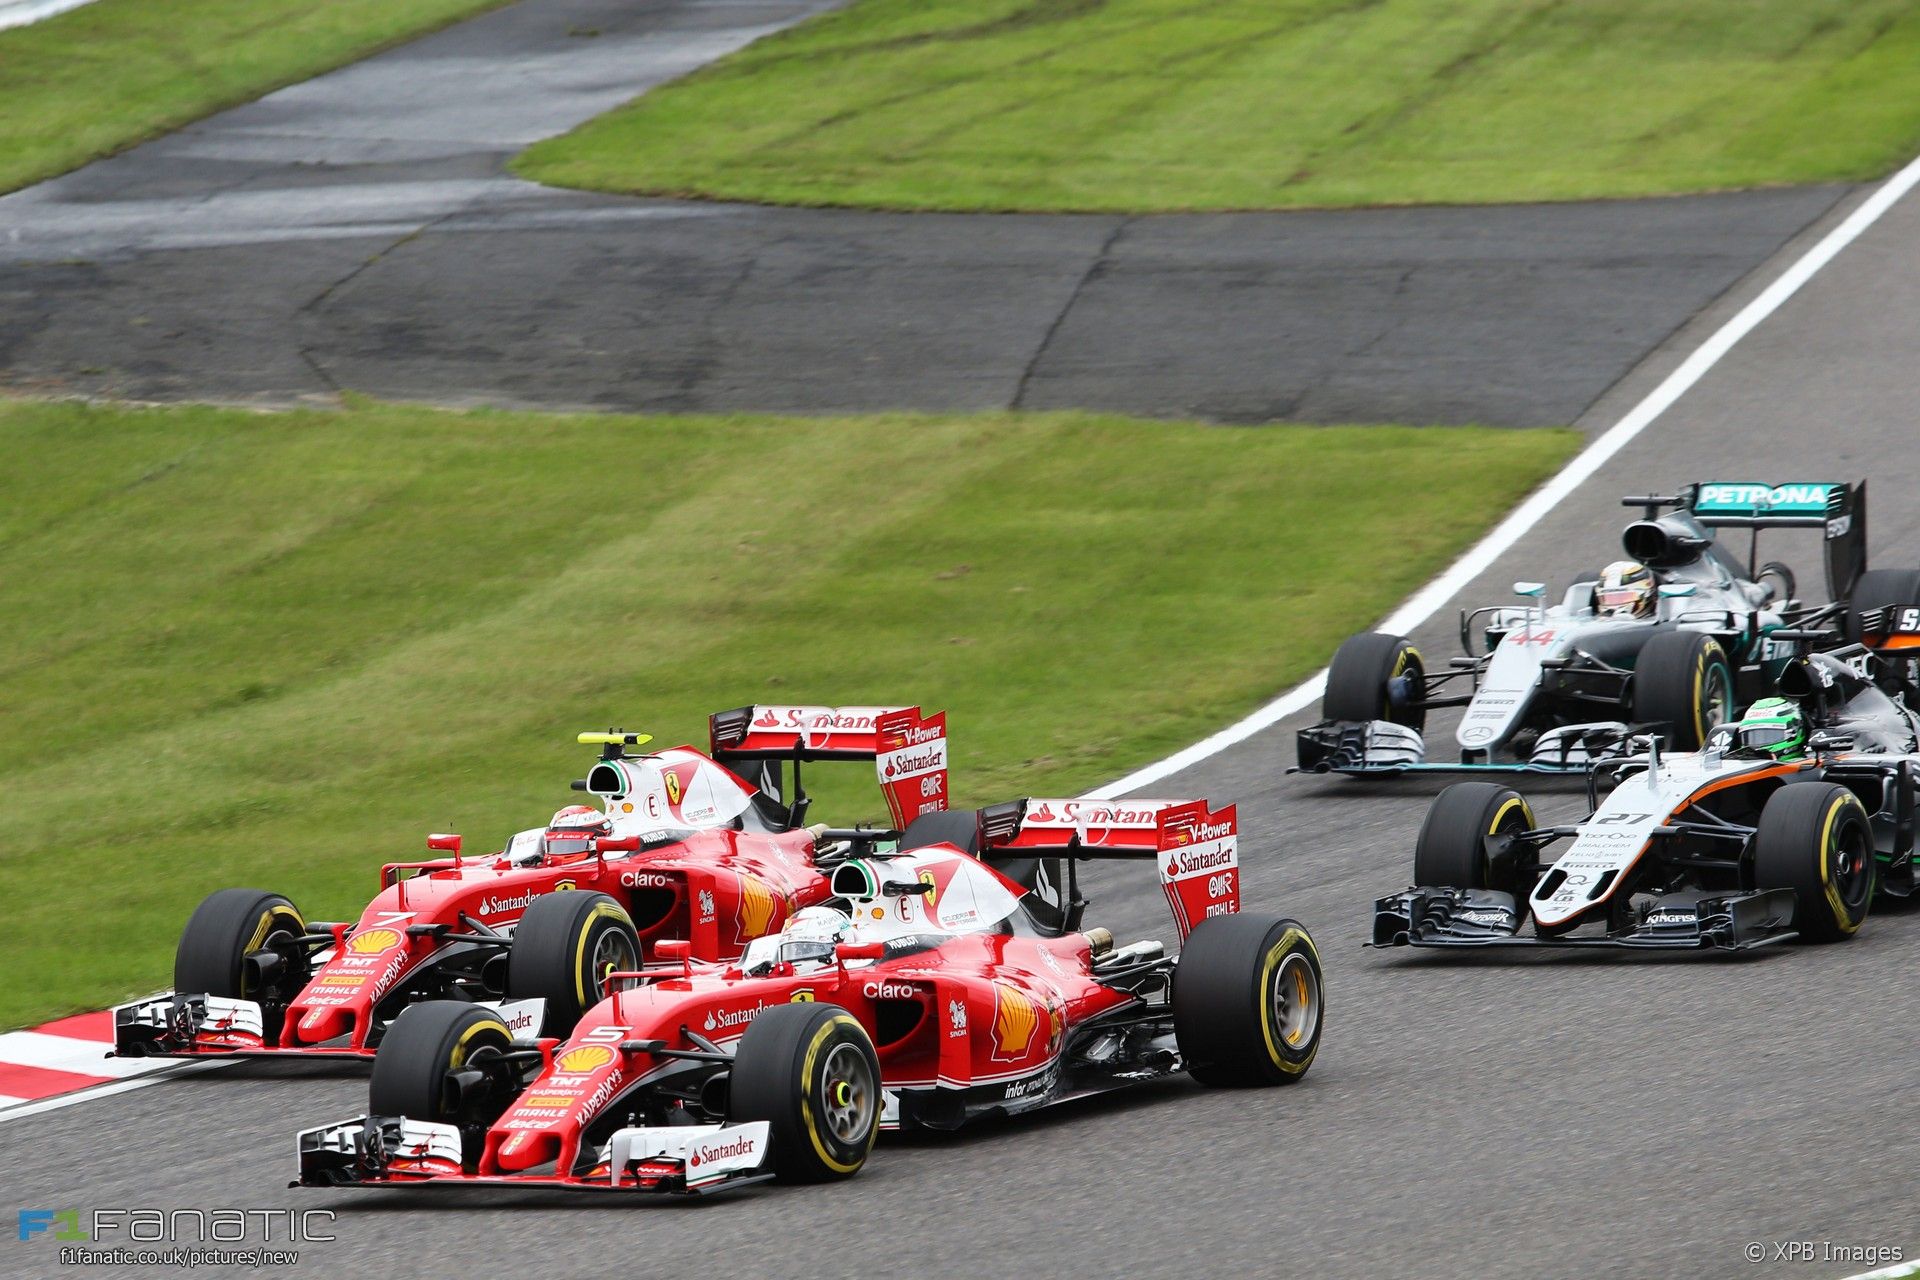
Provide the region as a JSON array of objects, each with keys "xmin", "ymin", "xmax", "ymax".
[
  {"xmin": 173, "ymin": 888, "xmax": 310, "ymax": 1040},
  {"xmin": 1413, "ymin": 782, "xmax": 1537, "ymax": 909},
  {"xmin": 1754, "ymin": 782, "xmax": 1875, "ymax": 943},
  {"xmin": 1633, "ymin": 630, "xmax": 1733, "ymax": 750},
  {"xmin": 1173, "ymin": 913, "xmax": 1322, "ymax": 1087},
  {"xmin": 1323, "ymin": 632, "xmax": 1426, "ymax": 735},
  {"xmin": 729, "ymin": 1003, "xmax": 880, "ymax": 1182},
  {"xmin": 368, "ymin": 1001, "xmax": 515, "ymax": 1167},
  {"xmin": 505, "ymin": 892, "xmax": 638, "ymax": 1037}
]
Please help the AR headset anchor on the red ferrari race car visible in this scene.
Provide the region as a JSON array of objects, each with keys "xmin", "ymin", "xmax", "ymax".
[
  {"xmin": 295, "ymin": 798, "xmax": 1324, "ymax": 1195},
  {"xmin": 115, "ymin": 705, "xmax": 952, "ymax": 1061}
]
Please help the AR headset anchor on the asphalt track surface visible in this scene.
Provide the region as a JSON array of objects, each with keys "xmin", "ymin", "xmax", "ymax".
[
  {"xmin": 0, "ymin": 0, "xmax": 1844, "ymax": 424},
  {"xmin": 7, "ymin": 8, "xmax": 1920, "ymax": 1280}
]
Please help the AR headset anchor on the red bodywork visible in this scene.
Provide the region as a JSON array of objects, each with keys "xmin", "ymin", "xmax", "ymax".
[
  {"xmin": 121, "ymin": 705, "xmax": 948, "ymax": 1060},
  {"xmin": 303, "ymin": 799, "xmax": 1243, "ymax": 1192}
]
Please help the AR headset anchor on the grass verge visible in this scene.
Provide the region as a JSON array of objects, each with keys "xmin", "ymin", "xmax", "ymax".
[
  {"xmin": 0, "ymin": 398, "xmax": 1575, "ymax": 1026},
  {"xmin": 516, "ymin": 0, "xmax": 1920, "ymax": 213},
  {"xmin": 0, "ymin": 0, "xmax": 510, "ymax": 194}
]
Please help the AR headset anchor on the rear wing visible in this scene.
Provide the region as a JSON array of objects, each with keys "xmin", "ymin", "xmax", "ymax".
[
  {"xmin": 1627, "ymin": 480, "xmax": 1866, "ymax": 600},
  {"xmin": 1857, "ymin": 605, "xmax": 1920, "ymax": 653},
  {"xmin": 708, "ymin": 705, "xmax": 947, "ymax": 829},
  {"xmin": 978, "ymin": 797, "xmax": 1239, "ymax": 941}
]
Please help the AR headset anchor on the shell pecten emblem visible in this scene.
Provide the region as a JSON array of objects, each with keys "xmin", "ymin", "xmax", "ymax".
[
  {"xmin": 991, "ymin": 983, "xmax": 1043, "ymax": 1061},
  {"xmin": 555, "ymin": 1045, "xmax": 617, "ymax": 1074},
  {"xmin": 737, "ymin": 874, "xmax": 779, "ymax": 937},
  {"xmin": 346, "ymin": 928, "xmax": 402, "ymax": 955}
]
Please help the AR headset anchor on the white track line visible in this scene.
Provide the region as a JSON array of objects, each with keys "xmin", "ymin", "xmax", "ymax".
[
  {"xmin": 1839, "ymin": 1264, "xmax": 1919, "ymax": 1280},
  {"xmin": 0, "ymin": 1059, "xmax": 227, "ymax": 1123},
  {"xmin": 1089, "ymin": 152, "xmax": 1920, "ymax": 801},
  {"xmin": 0, "ymin": 0, "xmax": 100, "ymax": 32}
]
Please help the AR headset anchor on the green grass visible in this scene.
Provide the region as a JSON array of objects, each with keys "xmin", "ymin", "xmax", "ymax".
[
  {"xmin": 0, "ymin": 0, "xmax": 510, "ymax": 194},
  {"xmin": 516, "ymin": 0, "xmax": 1920, "ymax": 213},
  {"xmin": 0, "ymin": 399, "xmax": 1574, "ymax": 1027}
]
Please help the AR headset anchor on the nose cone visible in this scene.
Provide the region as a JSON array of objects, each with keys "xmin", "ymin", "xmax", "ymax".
[
  {"xmin": 293, "ymin": 1005, "xmax": 353, "ymax": 1044},
  {"xmin": 493, "ymin": 1129, "xmax": 561, "ymax": 1172}
]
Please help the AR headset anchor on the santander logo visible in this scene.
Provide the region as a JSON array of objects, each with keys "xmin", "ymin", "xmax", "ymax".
[{"xmin": 689, "ymin": 1134, "xmax": 759, "ymax": 1168}]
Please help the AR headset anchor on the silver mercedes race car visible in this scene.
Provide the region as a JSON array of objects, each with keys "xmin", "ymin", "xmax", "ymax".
[{"xmin": 1297, "ymin": 479, "xmax": 1897, "ymax": 776}]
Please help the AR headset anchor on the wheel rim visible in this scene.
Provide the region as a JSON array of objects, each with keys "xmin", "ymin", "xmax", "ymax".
[
  {"xmin": 1702, "ymin": 663, "xmax": 1732, "ymax": 737},
  {"xmin": 819, "ymin": 1043, "xmax": 876, "ymax": 1144},
  {"xmin": 590, "ymin": 929, "xmax": 637, "ymax": 991},
  {"xmin": 1271, "ymin": 953, "xmax": 1321, "ymax": 1050},
  {"xmin": 1831, "ymin": 820, "xmax": 1873, "ymax": 913}
]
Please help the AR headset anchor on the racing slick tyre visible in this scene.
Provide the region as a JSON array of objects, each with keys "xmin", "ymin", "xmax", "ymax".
[
  {"xmin": 368, "ymin": 1001, "xmax": 515, "ymax": 1167},
  {"xmin": 505, "ymin": 892, "xmax": 638, "ymax": 1037},
  {"xmin": 1173, "ymin": 913, "xmax": 1322, "ymax": 1087},
  {"xmin": 1413, "ymin": 782, "xmax": 1538, "ymax": 909},
  {"xmin": 728, "ymin": 1002, "xmax": 880, "ymax": 1182},
  {"xmin": 1323, "ymin": 631, "xmax": 1426, "ymax": 735},
  {"xmin": 903, "ymin": 808, "xmax": 1060, "ymax": 909},
  {"xmin": 1632, "ymin": 630, "xmax": 1733, "ymax": 750},
  {"xmin": 1754, "ymin": 782, "xmax": 1875, "ymax": 944},
  {"xmin": 174, "ymin": 888, "xmax": 310, "ymax": 1041}
]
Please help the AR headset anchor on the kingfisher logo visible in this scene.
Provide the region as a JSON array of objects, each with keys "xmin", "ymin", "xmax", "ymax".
[{"xmin": 346, "ymin": 928, "xmax": 401, "ymax": 955}]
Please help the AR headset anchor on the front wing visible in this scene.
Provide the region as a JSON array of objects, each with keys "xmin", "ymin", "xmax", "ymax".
[
  {"xmin": 296, "ymin": 1116, "xmax": 774, "ymax": 1196},
  {"xmin": 1295, "ymin": 720, "xmax": 1632, "ymax": 777},
  {"xmin": 114, "ymin": 994, "xmax": 373, "ymax": 1060},
  {"xmin": 1371, "ymin": 887, "xmax": 1799, "ymax": 951}
]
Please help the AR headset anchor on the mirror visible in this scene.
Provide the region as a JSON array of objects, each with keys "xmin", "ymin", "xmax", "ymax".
[{"xmin": 1513, "ymin": 581, "xmax": 1546, "ymax": 598}]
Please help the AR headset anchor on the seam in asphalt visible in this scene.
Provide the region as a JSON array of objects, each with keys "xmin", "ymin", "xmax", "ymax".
[{"xmin": 1011, "ymin": 214, "xmax": 1133, "ymax": 410}]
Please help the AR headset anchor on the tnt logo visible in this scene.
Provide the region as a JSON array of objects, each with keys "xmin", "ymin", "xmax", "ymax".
[{"xmin": 17, "ymin": 1210, "xmax": 85, "ymax": 1241}]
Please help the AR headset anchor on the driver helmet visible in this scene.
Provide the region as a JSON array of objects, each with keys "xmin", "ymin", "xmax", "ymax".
[
  {"xmin": 1596, "ymin": 560, "xmax": 1655, "ymax": 619},
  {"xmin": 1733, "ymin": 697, "xmax": 1808, "ymax": 760},
  {"xmin": 541, "ymin": 804, "xmax": 611, "ymax": 861},
  {"xmin": 776, "ymin": 905, "xmax": 854, "ymax": 973}
]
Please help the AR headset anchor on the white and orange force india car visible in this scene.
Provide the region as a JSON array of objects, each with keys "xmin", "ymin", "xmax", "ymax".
[
  {"xmin": 1298, "ymin": 480, "xmax": 1875, "ymax": 776},
  {"xmin": 296, "ymin": 799, "xmax": 1323, "ymax": 1195},
  {"xmin": 116, "ymin": 705, "xmax": 954, "ymax": 1060},
  {"xmin": 1373, "ymin": 640, "xmax": 1920, "ymax": 951}
]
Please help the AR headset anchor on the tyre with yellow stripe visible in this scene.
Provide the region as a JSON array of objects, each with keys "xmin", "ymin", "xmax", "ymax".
[
  {"xmin": 1172, "ymin": 913, "xmax": 1322, "ymax": 1087},
  {"xmin": 369, "ymin": 1001, "xmax": 514, "ymax": 1167},
  {"xmin": 174, "ymin": 888, "xmax": 310, "ymax": 1040},
  {"xmin": 505, "ymin": 892, "xmax": 638, "ymax": 1036},
  {"xmin": 1414, "ymin": 782, "xmax": 1537, "ymax": 908},
  {"xmin": 1324, "ymin": 631, "xmax": 1426, "ymax": 733},
  {"xmin": 729, "ymin": 1003, "xmax": 880, "ymax": 1182},
  {"xmin": 1754, "ymin": 782, "xmax": 1874, "ymax": 943},
  {"xmin": 1632, "ymin": 630, "xmax": 1733, "ymax": 750}
]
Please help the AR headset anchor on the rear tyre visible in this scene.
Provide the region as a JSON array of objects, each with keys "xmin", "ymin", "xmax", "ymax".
[
  {"xmin": 1173, "ymin": 913, "xmax": 1322, "ymax": 1087},
  {"xmin": 1323, "ymin": 632, "xmax": 1426, "ymax": 735},
  {"xmin": 505, "ymin": 892, "xmax": 638, "ymax": 1037},
  {"xmin": 1413, "ymin": 782, "xmax": 1537, "ymax": 908},
  {"xmin": 174, "ymin": 888, "xmax": 309, "ymax": 1040},
  {"xmin": 368, "ymin": 1001, "xmax": 514, "ymax": 1166},
  {"xmin": 1754, "ymin": 782, "xmax": 1875, "ymax": 943},
  {"xmin": 729, "ymin": 1003, "xmax": 880, "ymax": 1182},
  {"xmin": 1633, "ymin": 630, "xmax": 1733, "ymax": 750},
  {"xmin": 903, "ymin": 808, "xmax": 1058, "ymax": 903}
]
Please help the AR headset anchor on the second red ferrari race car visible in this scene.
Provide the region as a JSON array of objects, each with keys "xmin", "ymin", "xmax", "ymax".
[
  {"xmin": 296, "ymin": 798, "xmax": 1323, "ymax": 1194},
  {"xmin": 115, "ymin": 705, "xmax": 952, "ymax": 1060}
]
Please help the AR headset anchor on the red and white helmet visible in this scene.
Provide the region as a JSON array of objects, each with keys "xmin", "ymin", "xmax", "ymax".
[{"xmin": 541, "ymin": 804, "xmax": 611, "ymax": 860}]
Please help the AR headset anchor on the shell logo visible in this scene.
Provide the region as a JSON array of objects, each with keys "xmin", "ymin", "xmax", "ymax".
[
  {"xmin": 737, "ymin": 875, "xmax": 778, "ymax": 937},
  {"xmin": 991, "ymin": 983, "xmax": 1042, "ymax": 1061},
  {"xmin": 555, "ymin": 1045, "xmax": 616, "ymax": 1074},
  {"xmin": 347, "ymin": 928, "xmax": 402, "ymax": 955}
]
